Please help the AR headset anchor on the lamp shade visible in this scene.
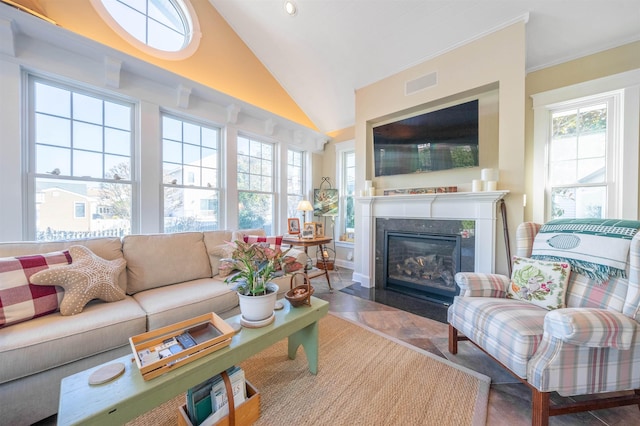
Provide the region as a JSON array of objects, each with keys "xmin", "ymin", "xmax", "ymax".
[{"xmin": 296, "ymin": 200, "xmax": 313, "ymax": 212}]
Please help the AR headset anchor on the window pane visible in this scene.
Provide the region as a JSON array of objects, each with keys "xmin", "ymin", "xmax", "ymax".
[
  {"xmin": 35, "ymin": 177, "xmax": 131, "ymax": 241},
  {"xmin": 73, "ymin": 122, "xmax": 103, "ymax": 151},
  {"xmin": 73, "ymin": 93, "xmax": 103, "ymax": 125},
  {"xmin": 105, "ymin": 102, "xmax": 131, "ymax": 131},
  {"xmin": 105, "ymin": 128, "xmax": 130, "ymax": 155},
  {"xmin": 73, "ymin": 150, "xmax": 103, "ymax": 178},
  {"xmin": 105, "ymin": 155, "xmax": 130, "ymax": 179},
  {"xmin": 183, "ymin": 144, "xmax": 201, "ymax": 166},
  {"xmin": 163, "ymin": 139, "xmax": 182, "ymax": 162},
  {"xmin": 36, "ymin": 114, "xmax": 71, "ymax": 147},
  {"xmin": 238, "ymin": 192, "xmax": 273, "ymax": 233},
  {"xmin": 35, "ymin": 83, "xmax": 70, "ymax": 117},
  {"xmin": 164, "ymin": 187, "xmax": 219, "ymax": 232},
  {"xmin": 163, "ymin": 116, "xmax": 182, "ymax": 141},
  {"xmin": 551, "ymin": 186, "xmax": 606, "ymax": 219},
  {"xmin": 36, "ymin": 145, "xmax": 70, "ymax": 175},
  {"xmin": 148, "ymin": 19, "xmax": 184, "ymax": 51},
  {"xmin": 163, "ymin": 162, "xmax": 182, "ymax": 184}
]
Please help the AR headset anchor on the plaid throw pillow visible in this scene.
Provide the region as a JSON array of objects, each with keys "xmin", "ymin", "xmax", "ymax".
[
  {"xmin": 242, "ymin": 235, "xmax": 283, "ymax": 250},
  {"xmin": 0, "ymin": 251, "xmax": 71, "ymax": 328}
]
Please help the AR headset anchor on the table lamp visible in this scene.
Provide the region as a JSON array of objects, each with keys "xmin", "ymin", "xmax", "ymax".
[{"xmin": 296, "ymin": 200, "xmax": 313, "ymax": 223}]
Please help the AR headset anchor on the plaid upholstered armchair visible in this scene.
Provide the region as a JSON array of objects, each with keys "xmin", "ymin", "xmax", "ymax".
[{"xmin": 448, "ymin": 220, "xmax": 640, "ymax": 426}]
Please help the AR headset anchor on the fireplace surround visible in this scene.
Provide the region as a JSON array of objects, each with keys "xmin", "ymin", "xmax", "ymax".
[{"xmin": 353, "ymin": 191, "xmax": 508, "ymax": 289}]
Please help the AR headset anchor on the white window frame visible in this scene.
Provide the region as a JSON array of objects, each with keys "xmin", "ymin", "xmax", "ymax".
[
  {"xmin": 161, "ymin": 112, "xmax": 221, "ymax": 233},
  {"xmin": 335, "ymin": 140, "xmax": 355, "ymax": 246},
  {"xmin": 532, "ymin": 69, "xmax": 640, "ymax": 222},
  {"xmin": 286, "ymin": 148, "xmax": 305, "ymax": 220},
  {"xmin": 236, "ymin": 134, "xmax": 276, "ymax": 233},
  {"xmin": 26, "ymin": 74, "xmax": 136, "ymax": 241}
]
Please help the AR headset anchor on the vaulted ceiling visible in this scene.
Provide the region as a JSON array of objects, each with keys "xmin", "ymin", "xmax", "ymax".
[{"xmin": 210, "ymin": 1, "xmax": 640, "ymax": 134}]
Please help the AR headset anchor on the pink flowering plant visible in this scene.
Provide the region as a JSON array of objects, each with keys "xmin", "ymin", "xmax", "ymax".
[{"xmin": 225, "ymin": 240, "xmax": 294, "ymax": 296}]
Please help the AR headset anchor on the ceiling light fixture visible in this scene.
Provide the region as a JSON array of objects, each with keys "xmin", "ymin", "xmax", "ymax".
[{"xmin": 284, "ymin": 0, "xmax": 297, "ymax": 16}]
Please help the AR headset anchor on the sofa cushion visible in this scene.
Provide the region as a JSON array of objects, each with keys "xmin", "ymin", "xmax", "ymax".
[
  {"xmin": 123, "ymin": 232, "xmax": 212, "ymax": 294},
  {"xmin": 448, "ymin": 296, "xmax": 547, "ymax": 378},
  {"xmin": 0, "ymin": 238, "xmax": 127, "ymax": 292},
  {"xmin": 0, "ymin": 251, "xmax": 70, "ymax": 328},
  {"xmin": 0, "ymin": 296, "xmax": 146, "ymax": 384},
  {"xmin": 31, "ymin": 246, "xmax": 127, "ymax": 315},
  {"xmin": 132, "ymin": 278, "xmax": 238, "ymax": 330},
  {"xmin": 507, "ymin": 256, "xmax": 571, "ymax": 310}
]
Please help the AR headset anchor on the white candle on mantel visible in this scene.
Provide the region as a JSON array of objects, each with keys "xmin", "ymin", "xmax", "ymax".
[
  {"xmin": 364, "ymin": 180, "xmax": 372, "ymax": 189},
  {"xmin": 481, "ymin": 168, "xmax": 499, "ymax": 182},
  {"xmin": 472, "ymin": 179, "xmax": 483, "ymax": 192}
]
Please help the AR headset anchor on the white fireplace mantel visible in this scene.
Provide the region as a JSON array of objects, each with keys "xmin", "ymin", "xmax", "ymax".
[{"xmin": 352, "ymin": 191, "xmax": 509, "ymax": 288}]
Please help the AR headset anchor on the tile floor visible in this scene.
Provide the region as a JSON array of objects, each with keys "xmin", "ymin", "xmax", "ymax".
[{"xmin": 314, "ymin": 267, "xmax": 640, "ymax": 426}]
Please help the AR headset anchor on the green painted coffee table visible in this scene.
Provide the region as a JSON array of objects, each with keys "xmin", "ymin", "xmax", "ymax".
[{"xmin": 57, "ymin": 297, "xmax": 329, "ymax": 425}]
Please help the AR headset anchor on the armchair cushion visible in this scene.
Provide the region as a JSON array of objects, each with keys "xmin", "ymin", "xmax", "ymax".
[
  {"xmin": 448, "ymin": 296, "xmax": 547, "ymax": 378},
  {"xmin": 506, "ymin": 256, "xmax": 571, "ymax": 310},
  {"xmin": 544, "ymin": 308, "xmax": 637, "ymax": 350},
  {"xmin": 454, "ymin": 272, "xmax": 509, "ymax": 298}
]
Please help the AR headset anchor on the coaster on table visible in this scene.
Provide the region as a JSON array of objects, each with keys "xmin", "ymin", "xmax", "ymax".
[
  {"xmin": 88, "ymin": 362, "xmax": 125, "ymax": 385},
  {"xmin": 240, "ymin": 312, "xmax": 275, "ymax": 328},
  {"xmin": 274, "ymin": 301, "xmax": 284, "ymax": 310}
]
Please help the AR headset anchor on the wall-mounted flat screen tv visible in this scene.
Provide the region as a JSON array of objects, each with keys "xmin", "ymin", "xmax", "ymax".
[{"xmin": 373, "ymin": 100, "xmax": 479, "ymax": 177}]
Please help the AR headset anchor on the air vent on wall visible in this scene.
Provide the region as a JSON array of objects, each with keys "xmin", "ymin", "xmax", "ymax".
[{"xmin": 405, "ymin": 71, "xmax": 437, "ymax": 95}]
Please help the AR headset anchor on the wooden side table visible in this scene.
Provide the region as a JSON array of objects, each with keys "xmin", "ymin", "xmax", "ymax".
[{"xmin": 282, "ymin": 236, "xmax": 333, "ymax": 292}]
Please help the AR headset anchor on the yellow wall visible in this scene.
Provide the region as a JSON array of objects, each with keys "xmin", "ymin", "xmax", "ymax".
[
  {"xmin": 353, "ymin": 22, "xmax": 527, "ymax": 276},
  {"xmin": 33, "ymin": 0, "xmax": 316, "ymax": 130},
  {"xmin": 524, "ymin": 41, "xmax": 640, "ymax": 220}
]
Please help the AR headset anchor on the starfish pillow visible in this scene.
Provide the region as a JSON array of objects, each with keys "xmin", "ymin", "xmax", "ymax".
[{"xmin": 31, "ymin": 245, "xmax": 127, "ymax": 316}]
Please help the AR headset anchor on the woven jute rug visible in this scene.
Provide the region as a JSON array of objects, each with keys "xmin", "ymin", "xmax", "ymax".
[{"xmin": 127, "ymin": 313, "xmax": 490, "ymax": 426}]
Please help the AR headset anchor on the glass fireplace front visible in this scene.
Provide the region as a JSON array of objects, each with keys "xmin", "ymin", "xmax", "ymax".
[{"xmin": 382, "ymin": 231, "xmax": 461, "ymax": 304}]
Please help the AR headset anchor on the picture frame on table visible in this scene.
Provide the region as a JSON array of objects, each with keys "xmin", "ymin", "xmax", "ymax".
[
  {"xmin": 287, "ymin": 218, "xmax": 300, "ymax": 234},
  {"xmin": 314, "ymin": 222, "xmax": 324, "ymax": 237},
  {"xmin": 302, "ymin": 222, "xmax": 315, "ymax": 239}
]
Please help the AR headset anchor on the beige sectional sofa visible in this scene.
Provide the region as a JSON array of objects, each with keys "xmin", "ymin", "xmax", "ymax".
[{"xmin": 0, "ymin": 229, "xmax": 297, "ymax": 425}]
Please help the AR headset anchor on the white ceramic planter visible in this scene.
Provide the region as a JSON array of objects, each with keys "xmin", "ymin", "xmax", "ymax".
[{"xmin": 237, "ymin": 283, "xmax": 279, "ymax": 322}]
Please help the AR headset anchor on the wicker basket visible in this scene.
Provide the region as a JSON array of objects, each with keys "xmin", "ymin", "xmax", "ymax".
[{"xmin": 285, "ymin": 273, "xmax": 314, "ymax": 307}]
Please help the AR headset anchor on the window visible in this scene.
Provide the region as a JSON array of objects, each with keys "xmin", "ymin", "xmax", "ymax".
[
  {"xmin": 74, "ymin": 202, "xmax": 86, "ymax": 218},
  {"xmin": 336, "ymin": 141, "xmax": 355, "ymax": 243},
  {"xmin": 29, "ymin": 77, "xmax": 134, "ymax": 241},
  {"xmin": 548, "ymin": 99, "xmax": 611, "ymax": 219},
  {"xmin": 162, "ymin": 114, "xmax": 220, "ymax": 233},
  {"xmin": 237, "ymin": 136, "xmax": 274, "ymax": 233},
  {"xmin": 92, "ymin": 0, "xmax": 201, "ymax": 59},
  {"xmin": 532, "ymin": 70, "xmax": 640, "ymax": 221},
  {"xmin": 287, "ymin": 149, "xmax": 305, "ymax": 220}
]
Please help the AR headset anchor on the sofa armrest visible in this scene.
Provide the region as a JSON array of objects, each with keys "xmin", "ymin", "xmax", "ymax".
[
  {"xmin": 454, "ymin": 272, "xmax": 509, "ymax": 298},
  {"xmin": 544, "ymin": 308, "xmax": 637, "ymax": 350}
]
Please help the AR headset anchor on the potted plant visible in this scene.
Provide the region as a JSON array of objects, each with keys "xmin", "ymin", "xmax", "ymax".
[{"xmin": 225, "ymin": 240, "xmax": 293, "ymax": 323}]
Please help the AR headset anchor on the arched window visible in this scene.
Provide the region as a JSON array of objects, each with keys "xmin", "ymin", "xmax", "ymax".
[{"xmin": 92, "ymin": 0, "xmax": 201, "ymax": 59}]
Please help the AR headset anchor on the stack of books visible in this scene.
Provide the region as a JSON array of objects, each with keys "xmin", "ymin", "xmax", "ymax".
[{"xmin": 186, "ymin": 366, "xmax": 247, "ymax": 426}]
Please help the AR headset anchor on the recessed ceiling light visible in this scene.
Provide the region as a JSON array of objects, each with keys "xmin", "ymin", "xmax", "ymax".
[{"xmin": 284, "ymin": 0, "xmax": 297, "ymax": 16}]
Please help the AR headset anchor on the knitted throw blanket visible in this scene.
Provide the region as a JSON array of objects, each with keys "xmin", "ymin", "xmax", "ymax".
[{"xmin": 531, "ymin": 218, "xmax": 640, "ymax": 283}]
